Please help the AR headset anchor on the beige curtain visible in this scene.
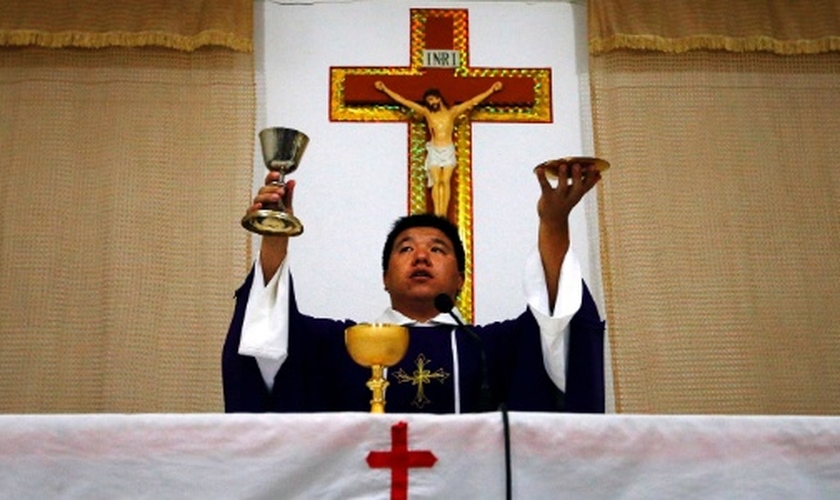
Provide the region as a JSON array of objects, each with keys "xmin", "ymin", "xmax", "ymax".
[
  {"xmin": 0, "ymin": 1, "xmax": 254, "ymax": 413},
  {"xmin": 590, "ymin": 1, "xmax": 840, "ymax": 414}
]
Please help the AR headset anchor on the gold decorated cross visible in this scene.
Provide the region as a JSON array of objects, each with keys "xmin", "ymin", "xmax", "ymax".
[
  {"xmin": 392, "ymin": 353, "xmax": 450, "ymax": 410},
  {"xmin": 330, "ymin": 8, "xmax": 551, "ymax": 321}
]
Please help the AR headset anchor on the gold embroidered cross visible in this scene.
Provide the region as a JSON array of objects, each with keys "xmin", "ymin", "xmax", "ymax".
[{"xmin": 393, "ymin": 353, "xmax": 450, "ymax": 409}]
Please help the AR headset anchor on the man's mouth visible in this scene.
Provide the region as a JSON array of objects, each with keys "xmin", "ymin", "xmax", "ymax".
[{"xmin": 410, "ymin": 269, "xmax": 433, "ymax": 279}]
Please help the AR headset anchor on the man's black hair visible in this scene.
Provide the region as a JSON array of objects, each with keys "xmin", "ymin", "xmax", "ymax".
[{"xmin": 382, "ymin": 213, "xmax": 465, "ymax": 274}]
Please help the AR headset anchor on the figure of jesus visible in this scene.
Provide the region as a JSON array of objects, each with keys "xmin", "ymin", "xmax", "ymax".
[{"xmin": 375, "ymin": 81, "xmax": 503, "ymax": 217}]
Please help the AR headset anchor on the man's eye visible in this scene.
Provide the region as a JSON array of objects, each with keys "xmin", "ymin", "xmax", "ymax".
[
  {"xmin": 432, "ymin": 246, "xmax": 446, "ymax": 254},
  {"xmin": 398, "ymin": 246, "xmax": 412, "ymax": 253}
]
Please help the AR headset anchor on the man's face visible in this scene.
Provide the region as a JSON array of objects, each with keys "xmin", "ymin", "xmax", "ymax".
[
  {"xmin": 383, "ymin": 226, "xmax": 464, "ymax": 307},
  {"xmin": 424, "ymin": 95, "xmax": 441, "ymax": 111}
]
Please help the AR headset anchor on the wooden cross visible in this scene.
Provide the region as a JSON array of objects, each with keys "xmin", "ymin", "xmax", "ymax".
[
  {"xmin": 392, "ymin": 353, "xmax": 450, "ymax": 409},
  {"xmin": 330, "ymin": 8, "xmax": 551, "ymax": 321}
]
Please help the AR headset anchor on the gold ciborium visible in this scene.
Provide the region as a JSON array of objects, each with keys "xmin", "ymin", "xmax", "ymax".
[
  {"xmin": 535, "ymin": 156, "xmax": 610, "ymax": 183},
  {"xmin": 345, "ymin": 323, "xmax": 409, "ymax": 413}
]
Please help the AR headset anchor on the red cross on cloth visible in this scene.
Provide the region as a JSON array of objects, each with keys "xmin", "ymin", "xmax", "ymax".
[
  {"xmin": 367, "ymin": 421, "xmax": 437, "ymax": 500},
  {"xmin": 330, "ymin": 8, "xmax": 551, "ymax": 323}
]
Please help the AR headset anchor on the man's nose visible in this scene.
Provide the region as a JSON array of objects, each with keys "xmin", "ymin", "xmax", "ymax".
[{"xmin": 412, "ymin": 248, "xmax": 431, "ymax": 265}]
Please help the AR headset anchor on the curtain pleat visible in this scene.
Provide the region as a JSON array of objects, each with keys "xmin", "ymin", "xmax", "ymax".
[
  {"xmin": 0, "ymin": 0, "xmax": 252, "ymax": 52},
  {"xmin": 590, "ymin": 1, "xmax": 840, "ymax": 55}
]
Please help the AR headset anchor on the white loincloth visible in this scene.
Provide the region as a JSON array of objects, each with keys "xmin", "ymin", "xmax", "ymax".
[{"xmin": 424, "ymin": 142, "xmax": 456, "ymax": 187}]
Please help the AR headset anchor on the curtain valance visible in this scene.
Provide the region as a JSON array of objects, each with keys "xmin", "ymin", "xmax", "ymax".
[
  {"xmin": 0, "ymin": 0, "xmax": 252, "ymax": 52},
  {"xmin": 589, "ymin": 0, "xmax": 840, "ymax": 56}
]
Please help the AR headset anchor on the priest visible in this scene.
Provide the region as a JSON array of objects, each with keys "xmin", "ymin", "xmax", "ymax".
[{"xmin": 222, "ymin": 160, "xmax": 605, "ymax": 413}]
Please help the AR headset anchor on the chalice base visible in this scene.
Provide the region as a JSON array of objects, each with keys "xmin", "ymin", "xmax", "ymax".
[{"xmin": 241, "ymin": 209, "xmax": 304, "ymax": 236}]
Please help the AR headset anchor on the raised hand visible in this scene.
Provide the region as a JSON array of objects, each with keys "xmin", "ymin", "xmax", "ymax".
[
  {"xmin": 535, "ymin": 160, "xmax": 601, "ymax": 227},
  {"xmin": 249, "ymin": 171, "xmax": 296, "ymax": 282},
  {"xmin": 535, "ymin": 159, "xmax": 602, "ymax": 311}
]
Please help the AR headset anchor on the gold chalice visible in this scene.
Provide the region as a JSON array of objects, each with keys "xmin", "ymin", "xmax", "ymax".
[{"xmin": 345, "ymin": 323, "xmax": 410, "ymax": 413}]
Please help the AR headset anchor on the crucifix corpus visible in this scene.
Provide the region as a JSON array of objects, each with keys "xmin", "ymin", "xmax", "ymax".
[{"xmin": 330, "ymin": 8, "xmax": 551, "ymax": 321}]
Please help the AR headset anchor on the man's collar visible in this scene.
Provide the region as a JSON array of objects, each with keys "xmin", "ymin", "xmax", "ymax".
[{"xmin": 376, "ymin": 307, "xmax": 464, "ymax": 327}]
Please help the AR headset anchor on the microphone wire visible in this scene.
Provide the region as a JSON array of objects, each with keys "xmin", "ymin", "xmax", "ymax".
[
  {"xmin": 434, "ymin": 294, "xmax": 511, "ymax": 498},
  {"xmin": 500, "ymin": 402, "xmax": 512, "ymax": 500},
  {"xmin": 434, "ymin": 294, "xmax": 493, "ymax": 411}
]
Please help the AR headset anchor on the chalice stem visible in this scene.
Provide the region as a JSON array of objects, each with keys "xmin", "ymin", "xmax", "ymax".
[
  {"xmin": 367, "ymin": 364, "xmax": 389, "ymax": 414},
  {"xmin": 264, "ymin": 175, "xmax": 286, "ymax": 211}
]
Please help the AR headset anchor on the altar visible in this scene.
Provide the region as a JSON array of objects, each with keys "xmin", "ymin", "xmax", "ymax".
[{"xmin": 2, "ymin": 412, "xmax": 839, "ymax": 498}]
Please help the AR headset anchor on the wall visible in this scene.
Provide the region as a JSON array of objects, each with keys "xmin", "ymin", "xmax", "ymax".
[{"xmin": 253, "ymin": 0, "xmax": 600, "ymax": 324}]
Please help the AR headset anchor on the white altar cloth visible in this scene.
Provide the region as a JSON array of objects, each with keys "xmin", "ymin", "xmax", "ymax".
[{"xmin": 1, "ymin": 412, "xmax": 838, "ymax": 499}]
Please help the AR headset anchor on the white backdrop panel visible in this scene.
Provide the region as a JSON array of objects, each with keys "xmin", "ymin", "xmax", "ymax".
[{"xmin": 253, "ymin": 0, "xmax": 597, "ymax": 324}]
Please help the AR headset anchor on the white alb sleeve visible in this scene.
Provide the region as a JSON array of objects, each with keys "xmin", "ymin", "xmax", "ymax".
[
  {"xmin": 523, "ymin": 248, "xmax": 583, "ymax": 393},
  {"xmin": 237, "ymin": 253, "xmax": 291, "ymax": 389}
]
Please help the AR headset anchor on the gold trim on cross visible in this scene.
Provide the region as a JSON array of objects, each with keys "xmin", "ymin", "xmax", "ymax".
[{"xmin": 392, "ymin": 353, "xmax": 450, "ymax": 409}]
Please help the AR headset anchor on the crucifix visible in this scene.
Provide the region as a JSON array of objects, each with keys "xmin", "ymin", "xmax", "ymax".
[{"xmin": 330, "ymin": 8, "xmax": 551, "ymax": 321}]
